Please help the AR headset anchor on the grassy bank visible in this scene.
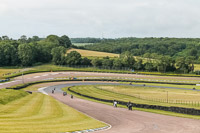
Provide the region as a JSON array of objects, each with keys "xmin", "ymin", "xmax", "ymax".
[
  {"xmin": 0, "ymin": 67, "xmax": 21, "ymax": 79},
  {"xmin": 64, "ymin": 85, "xmax": 200, "ymax": 109},
  {"xmin": 120, "ymin": 82, "xmax": 200, "ymax": 90},
  {"xmin": 0, "ymin": 89, "xmax": 29, "ymax": 104},
  {"xmin": 0, "ymin": 93, "xmax": 106, "ymax": 133},
  {"xmin": 64, "ymin": 85, "xmax": 200, "ymax": 119}
]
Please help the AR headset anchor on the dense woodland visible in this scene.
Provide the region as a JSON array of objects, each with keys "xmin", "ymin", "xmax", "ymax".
[
  {"xmin": 0, "ymin": 36, "xmax": 197, "ymax": 73},
  {"xmin": 71, "ymin": 38, "xmax": 102, "ymax": 43},
  {"xmin": 0, "ymin": 35, "xmax": 72, "ymax": 66},
  {"xmin": 84, "ymin": 37, "xmax": 200, "ymax": 61}
]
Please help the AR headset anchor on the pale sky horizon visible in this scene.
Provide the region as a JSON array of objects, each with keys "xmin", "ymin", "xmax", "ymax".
[{"xmin": 1, "ymin": 0, "xmax": 200, "ymax": 39}]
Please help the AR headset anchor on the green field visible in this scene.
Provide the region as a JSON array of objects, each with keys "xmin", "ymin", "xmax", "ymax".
[
  {"xmin": 64, "ymin": 85, "xmax": 200, "ymax": 109},
  {"xmin": 0, "ymin": 67, "xmax": 21, "ymax": 79},
  {"xmin": 120, "ymin": 82, "xmax": 200, "ymax": 89},
  {"xmin": 194, "ymin": 64, "xmax": 200, "ymax": 71},
  {"xmin": 0, "ymin": 91, "xmax": 106, "ymax": 133},
  {"xmin": 0, "ymin": 89, "xmax": 29, "ymax": 104},
  {"xmin": 73, "ymin": 43, "xmax": 94, "ymax": 46}
]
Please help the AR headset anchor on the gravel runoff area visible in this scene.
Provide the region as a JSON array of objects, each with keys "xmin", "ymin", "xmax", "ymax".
[{"xmin": 43, "ymin": 82, "xmax": 200, "ymax": 133}]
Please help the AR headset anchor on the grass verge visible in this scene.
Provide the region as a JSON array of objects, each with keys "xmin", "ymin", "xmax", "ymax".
[
  {"xmin": 2, "ymin": 64, "xmax": 200, "ymax": 79},
  {"xmin": 62, "ymin": 85, "xmax": 200, "ymax": 119},
  {"xmin": 0, "ymin": 92, "xmax": 106, "ymax": 133},
  {"xmin": 0, "ymin": 89, "xmax": 29, "ymax": 104}
]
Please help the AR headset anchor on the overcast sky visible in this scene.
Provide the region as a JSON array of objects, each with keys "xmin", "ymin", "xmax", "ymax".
[{"xmin": 1, "ymin": 0, "xmax": 200, "ymax": 39}]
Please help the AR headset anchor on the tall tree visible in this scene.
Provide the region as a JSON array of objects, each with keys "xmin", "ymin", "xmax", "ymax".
[
  {"xmin": 91, "ymin": 58, "xmax": 102, "ymax": 67},
  {"xmin": 19, "ymin": 35, "xmax": 27, "ymax": 43},
  {"xmin": 102, "ymin": 59, "xmax": 113, "ymax": 68},
  {"xmin": 2, "ymin": 36, "xmax": 9, "ymax": 40},
  {"xmin": 18, "ymin": 43, "xmax": 35, "ymax": 66},
  {"xmin": 59, "ymin": 35, "xmax": 72, "ymax": 48},
  {"xmin": 51, "ymin": 46, "xmax": 66, "ymax": 65},
  {"xmin": 134, "ymin": 59, "xmax": 144, "ymax": 70},
  {"xmin": 113, "ymin": 58, "xmax": 123, "ymax": 69},
  {"xmin": 176, "ymin": 57, "xmax": 189, "ymax": 73},
  {"xmin": 66, "ymin": 51, "xmax": 82, "ymax": 65},
  {"xmin": 0, "ymin": 43, "xmax": 18, "ymax": 66},
  {"xmin": 120, "ymin": 51, "xmax": 135, "ymax": 68},
  {"xmin": 46, "ymin": 35, "xmax": 59, "ymax": 45},
  {"xmin": 80, "ymin": 57, "xmax": 91, "ymax": 66}
]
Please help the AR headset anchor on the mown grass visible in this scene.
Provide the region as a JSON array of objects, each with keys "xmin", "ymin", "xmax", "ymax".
[
  {"xmin": 64, "ymin": 85, "xmax": 200, "ymax": 109},
  {"xmin": 120, "ymin": 82, "xmax": 200, "ymax": 90},
  {"xmin": 0, "ymin": 89, "xmax": 29, "ymax": 104},
  {"xmin": 194, "ymin": 64, "xmax": 200, "ymax": 71},
  {"xmin": 97, "ymin": 85, "xmax": 200, "ymax": 102},
  {"xmin": 64, "ymin": 85, "xmax": 200, "ymax": 120},
  {"xmin": 0, "ymin": 68, "xmax": 21, "ymax": 79},
  {"xmin": 0, "ymin": 92, "xmax": 106, "ymax": 133}
]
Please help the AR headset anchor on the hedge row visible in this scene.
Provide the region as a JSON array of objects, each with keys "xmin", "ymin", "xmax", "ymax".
[{"xmin": 68, "ymin": 87, "xmax": 200, "ymax": 115}]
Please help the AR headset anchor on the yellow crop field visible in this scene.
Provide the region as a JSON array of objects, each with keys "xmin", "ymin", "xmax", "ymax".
[{"xmin": 67, "ymin": 48, "xmax": 119, "ymax": 58}]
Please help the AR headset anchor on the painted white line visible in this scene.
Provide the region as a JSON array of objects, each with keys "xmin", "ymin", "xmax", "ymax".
[
  {"xmin": 42, "ymin": 74, "xmax": 49, "ymax": 76},
  {"xmin": 38, "ymin": 87, "xmax": 48, "ymax": 95},
  {"xmin": 51, "ymin": 73, "xmax": 58, "ymax": 75},
  {"xmin": 43, "ymin": 78, "xmax": 54, "ymax": 80},
  {"xmin": 10, "ymin": 80, "xmax": 18, "ymax": 83},
  {"xmin": 33, "ymin": 76, "xmax": 40, "ymax": 78}
]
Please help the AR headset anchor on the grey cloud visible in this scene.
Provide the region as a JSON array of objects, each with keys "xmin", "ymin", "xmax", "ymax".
[{"xmin": 0, "ymin": 0, "xmax": 200, "ymax": 38}]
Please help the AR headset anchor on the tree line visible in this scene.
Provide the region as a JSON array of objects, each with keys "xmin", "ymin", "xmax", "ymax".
[
  {"xmin": 83, "ymin": 37, "xmax": 200, "ymax": 63},
  {"xmin": 53, "ymin": 50, "xmax": 194, "ymax": 73},
  {"xmin": 0, "ymin": 35, "xmax": 72, "ymax": 66},
  {"xmin": 70, "ymin": 38, "xmax": 102, "ymax": 43},
  {"xmin": 0, "ymin": 35, "xmax": 195, "ymax": 73}
]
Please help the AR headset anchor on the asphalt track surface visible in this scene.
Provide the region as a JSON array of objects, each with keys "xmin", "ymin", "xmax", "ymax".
[
  {"xmin": 44, "ymin": 82, "xmax": 200, "ymax": 133},
  {"xmin": 0, "ymin": 71, "xmax": 199, "ymax": 90}
]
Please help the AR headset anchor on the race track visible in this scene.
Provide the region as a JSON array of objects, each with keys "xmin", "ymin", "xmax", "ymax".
[
  {"xmin": 44, "ymin": 82, "xmax": 200, "ymax": 133},
  {"xmin": 1, "ymin": 72, "xmax": 200, "ymax": 132},
  {"xmin": 1, "ymin": 71, "xmax": 199, "ymax": 90}
]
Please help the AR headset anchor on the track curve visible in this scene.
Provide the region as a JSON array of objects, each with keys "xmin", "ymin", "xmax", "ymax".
[
  {"xmin": 44, "ymin": 82, "xmax": 200, "ymax": 133},
  {"xmin": 1, "ymin": 71, "xmax": 200, "ymax": 89}
]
